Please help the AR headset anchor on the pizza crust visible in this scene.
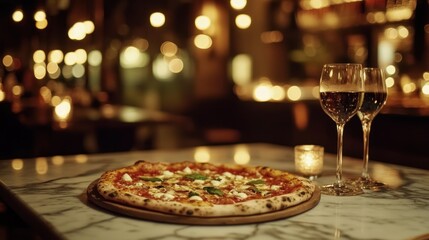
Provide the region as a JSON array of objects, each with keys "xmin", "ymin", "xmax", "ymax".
[{"xmin": 97, "ymin": 161, "xmax": 315, "ymax": 217}]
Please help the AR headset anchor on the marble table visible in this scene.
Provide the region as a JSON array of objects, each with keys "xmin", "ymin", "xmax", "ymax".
[{"xmin": 0, "ymin": 143, "xmax": 428, "ymax": 240}]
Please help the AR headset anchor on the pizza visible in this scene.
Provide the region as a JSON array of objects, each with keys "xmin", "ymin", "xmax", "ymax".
[{"xmin": 96, "ymin": 160, "xmax": 316, "ymax": 217}]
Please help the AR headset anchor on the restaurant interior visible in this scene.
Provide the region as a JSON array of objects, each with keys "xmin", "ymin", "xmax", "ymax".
[
  {"xmin": 0, "ymin": 0, "xmax": 428, "ymax": 238},
  {"xmin": 0, "ymin": 0, "xmax": 428, "ymax": 168}
]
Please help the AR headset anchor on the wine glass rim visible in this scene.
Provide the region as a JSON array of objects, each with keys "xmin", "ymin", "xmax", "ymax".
[
  {"xmin": 323, "ymin": 63, "xmax": 362, "ymax": 67},
  {"xmin": 363, "ymin": 67, "xmax": 382, "ymax": 70}
]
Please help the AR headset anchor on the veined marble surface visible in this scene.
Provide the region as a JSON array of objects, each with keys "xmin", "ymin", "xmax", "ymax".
[{"xmin": 0, "ymin": 143, "xmax": 428, "ymax": 240}]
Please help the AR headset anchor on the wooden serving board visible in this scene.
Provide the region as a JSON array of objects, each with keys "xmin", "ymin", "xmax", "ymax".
[{"xmin": 87, "ymin": 180, "xmax": 321, "ymax": 225}]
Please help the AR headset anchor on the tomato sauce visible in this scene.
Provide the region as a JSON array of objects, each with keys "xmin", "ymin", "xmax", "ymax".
[{"xmin": 112, "ymin": 162, "xmax": 303, "ymax": 205}]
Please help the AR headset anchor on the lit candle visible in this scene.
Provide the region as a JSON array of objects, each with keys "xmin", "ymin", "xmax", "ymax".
[{"xmin": 294, "ymin": 145, "xmax": 324, "ymax": 180}]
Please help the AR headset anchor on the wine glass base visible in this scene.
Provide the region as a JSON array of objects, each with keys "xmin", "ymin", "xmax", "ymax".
[
  {"xmin": 351, "ymin": 177, "xmax": 389, "ymax": 192},
  {"xmin": 321, "ymin": 183, "xmax": 364, "ymax": 196}
]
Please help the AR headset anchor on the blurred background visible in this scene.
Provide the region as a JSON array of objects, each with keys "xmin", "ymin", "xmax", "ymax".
[{"xmin": 0, "ymin": 0, "xmax": 428, "ymax": 169}]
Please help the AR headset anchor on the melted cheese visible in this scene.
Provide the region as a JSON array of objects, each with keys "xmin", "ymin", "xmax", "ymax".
[
  {"xmin": 163, "ymin": 170, "xmax": 174, "ymax": 178},
  {"xmin": 211, "ymin": 180, "xmax": 221, "ymax": 187},
  {"xmin": 120, "ymin": 163, "xmax": 284, "ymax": 203},
  {"xmin": 183, "ymin": 167, "xmax": 192, "ymax": 174},
  {"xmin": 122, "ymin": 173, "xmax": 132, "ymax": 182},
  {"xmin": 222, "ymin": 172, "xmax": 234, "ymax": 178},
  {"xmin": 228, "ymin": 190, "xmax": 248, "ymax": 199},
  {"xmin": 193, "ymin": 179, "xmax": 205, "ymax": 185},
  {"xmin": 189, "ymin": 195, "xmax": 203, "ymax": 201}
]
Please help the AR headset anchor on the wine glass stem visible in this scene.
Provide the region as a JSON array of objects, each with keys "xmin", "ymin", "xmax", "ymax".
[
  {"xmin": 361, "ymin": 120, "xmax": 372, "ymax": 179},
  {"xmin": 335, "ymin": 123, "xmax": 345, "ymax": 188}
]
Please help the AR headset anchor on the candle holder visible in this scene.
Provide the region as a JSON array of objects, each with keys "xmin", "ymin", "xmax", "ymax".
[{"xmin": 294, "ymin": 145, "xmax": 324, "ymax": 180}]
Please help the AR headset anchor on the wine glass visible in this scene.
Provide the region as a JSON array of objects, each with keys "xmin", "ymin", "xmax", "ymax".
[
  {"xmin": 355, "ymin": 67, "xmax": 388, "ymax": 190},
  {"xmin": 319, "ymin": 63, "xmax": 364, "ymax": 196}
]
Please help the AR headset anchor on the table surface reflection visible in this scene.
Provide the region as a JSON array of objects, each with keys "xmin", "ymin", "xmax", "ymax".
[{"xmin": 0, "ymin": 143, "xmax": 428, "ymax": 240}]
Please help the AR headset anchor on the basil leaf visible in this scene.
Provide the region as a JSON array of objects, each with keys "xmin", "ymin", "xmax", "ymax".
[
  {"xmin": 203, "ymin": 187, "xmax": 223, "ymax": 196},
  {"xmin": 246, "ymin": 179, "xmax": 266, "ymax": 185},
  {"xmin": 184, "ymin": 173, "xmax": 208, "ymax": 180},
  {"xmin": 139, "ymin": 177, "xmax": 163, "ymax": 182},
  {"xmin": 188, "ymin": 191, "xmax": 199, "ymax": 198}
]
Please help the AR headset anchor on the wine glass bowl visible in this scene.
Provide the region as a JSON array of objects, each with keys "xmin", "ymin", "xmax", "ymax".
[
  {"xmin": 355, "ymin": 67, "xmax": 388, "ymax": 190},
  {"xmin": 319, "ymin": 63, "xmax": 364, "ymax": 196}
]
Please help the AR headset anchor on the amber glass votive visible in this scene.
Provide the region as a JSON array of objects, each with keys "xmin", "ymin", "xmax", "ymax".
[{"xmin": 294, "ymin": 145, "xmax": 324, "ymax": 180}]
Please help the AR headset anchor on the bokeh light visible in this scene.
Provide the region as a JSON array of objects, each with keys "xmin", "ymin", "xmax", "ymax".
[
  {"xmin": 33, "ymin": 50, "xmax": 46, "ymax": 63},
  {"xmin": 2, "ymin": 55, "xmax": 14, "ymax": 68},
  {"xmin": 287, "ymin": 86, "xmax": 302, "ymax": 101},
  {"xmin": 12, "ymin": 9, "xmax": 24, "ymax": 22},
  {"xmin": 35, "ymin": 19, "xmax": 48, "ymax": 29},
  {"xmin": 194, "ymin": 34, "xmax": 212, "ymax": 49},
  {"xmin": 48, "ymin": 50, "xmax": 64, "ymax": 63},
  {"xmin": 150, "ymin": 12, "xmax": 165, "ymax": 27},
  {"xmin": 230, "ymin": 0, "xmax": 247, "ymax": 10},
  {"xmin": 253, "ymin": 82, "xmax": 272, "ymax": 102},
  {"xmin": 160, "ymin": 41, "xmax": 178, "ymax": 57},
  {"xmin": 34, "ymin": 10, "xmax": 46, "ymax": 22},
  {"xmin": 74, "ymin": 49, "xmax": 87, "ymax": 64},
  {"xmin": 235, "ymin": 14, "xmax": 251, "ymax": 29},
  {"xmin": 34, "ymin": 63, "xmax": 46, "ymax": 80},
  {"xmin": 88, "ymin": 50, "xmax": 102, "ymax": 66},
  {"xmin": 64, "ymin": 52, "xmax": 77, "ymax": 65},
  {"xmin": 195, "ymin": 15, "xmax": 211, "ymax": 30},
  {"xmin": 168, "ymin": 58, "xmax": 184, "ymax": 73}
]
